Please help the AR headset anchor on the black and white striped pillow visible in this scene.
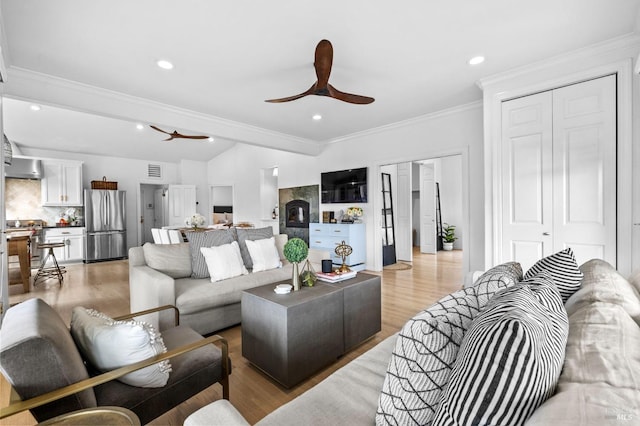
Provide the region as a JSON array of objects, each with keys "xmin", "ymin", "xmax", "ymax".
[
  {"xmin": 524, "ymin": 248, "xmax": 583, "ymax": 302},
  {"xmin": 376, "ymin": 262, "xmax": 522, "ymax": 426},
  {"xmin": 185, "ymin": 229, "xmax": 236, "ymax": 278},
  {"xmin": 432, "ymin": 271, "xmax": 568, "ymax": 426}
]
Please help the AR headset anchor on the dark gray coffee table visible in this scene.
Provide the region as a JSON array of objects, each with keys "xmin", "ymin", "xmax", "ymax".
[{"xmin": 242, "ymin": 272, "xmax": 381, "ymax": 388}]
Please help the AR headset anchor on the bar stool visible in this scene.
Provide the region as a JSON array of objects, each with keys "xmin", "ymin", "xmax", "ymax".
[{"xmin": 33, "ymin": 242, "xmax": 67, "ymax": 286}]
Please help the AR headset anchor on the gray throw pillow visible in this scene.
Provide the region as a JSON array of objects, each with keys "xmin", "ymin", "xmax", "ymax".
[
  {"xmin": 185, "ymin": 229, "xmax": 236, "ymax": 278},
  {"xmin": 236, "ymin": 227, "xmax": 274, "ymax": 270},
  {"xmin": 142, "ymin": 242, "xmax": 192, "ymax": 278}
]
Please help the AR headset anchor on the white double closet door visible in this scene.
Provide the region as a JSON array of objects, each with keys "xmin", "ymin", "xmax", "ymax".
[{"xmin": 501, "ymin": 75, "xmax": 616, "ymax": 271}]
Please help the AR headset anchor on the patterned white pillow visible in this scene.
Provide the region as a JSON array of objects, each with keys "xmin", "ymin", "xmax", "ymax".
[
  {"xmin": 524, "ymin": 247, "xmax": 583, "ymax": 303},
  {"xmin": 245, "ymin": 237, "xmax": 282, "ymax": 272},
  {"xmin": 376, "ymin": 262, "xmax": 522, "ymax": 426},
  {"xmin": 433, "ymin": 270, "xmax": 568, "ymax": 425},
  {"xmin": 200, "ymin": 241, "xmax": 249, "ymax": 282},
  {"xmin": 70, "ymin": 307, "xmax": 172, "ymax": 388}
]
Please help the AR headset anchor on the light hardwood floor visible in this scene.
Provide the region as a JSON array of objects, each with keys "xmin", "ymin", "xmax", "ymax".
[{"xmin": 1, "ymin": 248, "xmax": 463, "ymax": 425}]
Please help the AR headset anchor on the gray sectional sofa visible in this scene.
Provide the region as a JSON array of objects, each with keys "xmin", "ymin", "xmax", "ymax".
[
  {"xmin": 129, "ymin": 230, "xmax": 328, "ymax": 335},
  {"xmin": 185, "ymin": 258, "xmax": 640, "ymax": 426}
]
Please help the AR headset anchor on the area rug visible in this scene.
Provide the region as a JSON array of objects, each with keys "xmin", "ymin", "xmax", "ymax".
[{"xmin": 384, "ymin": 262, "xmax": 412, "ymax": 271}]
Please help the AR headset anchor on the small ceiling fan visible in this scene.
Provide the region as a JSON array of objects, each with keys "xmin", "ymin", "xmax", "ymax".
[
  {"xmin": 149, "ymin": 125, "xmax": 210, "ymax": 141},
  {"xmin": 265, "ymin": 39, "xmax": 374, "ymax": 105}
]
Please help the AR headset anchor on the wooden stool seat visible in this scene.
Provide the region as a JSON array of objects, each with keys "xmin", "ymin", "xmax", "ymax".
[{"xmin": 34, "ymin": 242, "xmax": 67, "ymax": 286}]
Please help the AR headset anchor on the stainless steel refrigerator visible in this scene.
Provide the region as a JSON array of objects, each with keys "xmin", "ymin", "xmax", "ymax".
[{"xmin": 84, "ymin": 189, "xmax": 127, "ymax": 262}]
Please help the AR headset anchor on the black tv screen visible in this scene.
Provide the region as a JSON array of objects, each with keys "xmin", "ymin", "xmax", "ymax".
[{"xmin": 321, "ymin": 167, "xmax": 368, "ymax": 203}]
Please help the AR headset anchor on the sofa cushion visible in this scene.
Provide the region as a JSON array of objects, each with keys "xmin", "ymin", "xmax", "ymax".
[
  {"xmin": 246, "ymin": 237, "xmax": 282, "ymax": 272},
  {"xmin": 185, "ymin": 229, "xmax": 236, "ymax": 278},
  {"xmin": 236, "ymin": 227, "xmax": 274, "ymax": 270},
  {"xmin": 376, "ymin": 262, "xmax": 522, "ymax": 426},
  {"xmin": 175, "ymin": 265, "xmax": 293, "ymax": 315},
  {"xmin": 526, "ymin": 300, "xmax": 640, "ymax": 425},
  {"xmin": 433, "ymin": 271, "xmax": 568, "ymax": 426},
  {"xmin": 524, "ymin": 247, "xmax": 583, "ymax": 303},
  {"xmin": 565, "ymin": 258, "xmax": 640, "ymax": 326},
  {"xmin": 70, "ymin": 307, "xmax": 172, "ymax": 388},
  {"xmin": 142, "ymin": 242, "xmax": 192, "ymax": 278},
  {"xmin": 200, "ymin": 241, "xmax": 249, "ymax": 283}
]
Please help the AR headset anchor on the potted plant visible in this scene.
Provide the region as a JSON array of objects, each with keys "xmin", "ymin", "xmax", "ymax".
[
  {"xmin": 440, "ymin": 223, "xmax": 457, "ymax": 251},
  {"xmin": 283, "ymin": 238, "xmax": 308, "ymax": 291}
]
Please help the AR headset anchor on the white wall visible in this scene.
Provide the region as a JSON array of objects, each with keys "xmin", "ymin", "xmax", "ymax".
[
  {"xmin": 208, "ymin": 103, "xmax": 484, "ymax": 273},
  {"xmin": 438, "ymin": 155, "xmax": 463, "ymax": 250}
]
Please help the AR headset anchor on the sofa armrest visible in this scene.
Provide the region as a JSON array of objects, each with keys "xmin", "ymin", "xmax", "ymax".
[
  {"xmin": 0, "ymin": 334, "xmax": 230, "ymax": 419},
  {"xmin": 129, "ymin": 264, "xmax": 177, "ymax": 331}
]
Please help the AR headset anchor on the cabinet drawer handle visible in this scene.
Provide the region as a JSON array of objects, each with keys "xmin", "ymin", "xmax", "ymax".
[
  {"xmin": 314, "ymin": 240, "xmax": 322, "ymax": 244},
  {"xmin": 333, "ymin": 230, "xmax": 342, "ymax": 233}
]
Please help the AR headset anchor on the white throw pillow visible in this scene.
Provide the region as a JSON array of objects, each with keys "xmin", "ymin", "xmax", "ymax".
[
  {"xmin": 245, "ymin": 237, "xmax": 282, "ymax": 272},
  {"xmin": 70, "ymin": 307, "xmax": 172, "ymax": 388},
  {"xmin": 200, "ymin": 241, "xmax": 249, "ymax": 282}
]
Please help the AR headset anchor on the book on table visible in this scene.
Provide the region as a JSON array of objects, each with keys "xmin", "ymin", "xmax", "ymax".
[{"xmin": 316, "ymin": 270, "xmax": 357, "ymax": 282}]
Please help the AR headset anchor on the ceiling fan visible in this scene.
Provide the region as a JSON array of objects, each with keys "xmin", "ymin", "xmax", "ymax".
[
  {"xmin": 149, "ymin": 125, "xmax": 210, "ymax": 141},
  {"xmin": 265, "ymin": 39, "xmax": 374, "ymax": 105}
]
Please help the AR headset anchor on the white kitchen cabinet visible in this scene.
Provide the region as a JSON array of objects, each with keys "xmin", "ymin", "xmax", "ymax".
[
  {"xmin": 309, "ymin": 223, "xmax": 366, "ymax": 271},
  {"xmin": 43, "ymin": 227, "xmax": 86, "ymax": 263},
  {"xmin": 41, "ymin": 160, "xmax": 83, "ymax": 206}
]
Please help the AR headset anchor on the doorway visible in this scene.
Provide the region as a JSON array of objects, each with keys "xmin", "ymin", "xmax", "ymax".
[
  {"xmin": 139, "ymin": 184, "xmax": 167, "ymax": 245},
  {"xmin": 378, "ymin": 152, "xmax": 466, "ymax": 273}
]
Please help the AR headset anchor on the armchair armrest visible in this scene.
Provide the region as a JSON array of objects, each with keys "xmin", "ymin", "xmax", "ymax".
[
  {"xmin": 0, "ymin": 334, "xmax": 230, "ymax": 419},
  {"xmin": 115, "ymin": 305, "xmax": 181, "ymax": 327}
]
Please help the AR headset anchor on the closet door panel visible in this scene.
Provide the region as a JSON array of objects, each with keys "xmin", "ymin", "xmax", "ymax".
[
  {"xmin": 552, "ymin": 75, "xmax": 616, "ymax": 267},
  {"xmin": 501, "ymin": 91, "xmax": 553, "ymax": 270}
]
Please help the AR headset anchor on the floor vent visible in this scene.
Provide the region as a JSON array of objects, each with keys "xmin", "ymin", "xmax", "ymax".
[{"xmin": 147, "ymin": 164, "xmax": 162, "ymax": 179}]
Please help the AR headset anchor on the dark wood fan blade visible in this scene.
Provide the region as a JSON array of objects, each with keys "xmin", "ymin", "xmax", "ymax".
[
  {"xmin": 265, "ymin": 84, "xmax": 316, "ymax": 103},
  {"xmin": 150, "ymin": 125, "xmax": 209, "ymax": 141},
  {"xmin": 314, "ymin": 39, "xmax": 333, "ymax": 88},
  {"xmin": 327, "ymin": 84, "xmax": 375, "ymax": 104}
]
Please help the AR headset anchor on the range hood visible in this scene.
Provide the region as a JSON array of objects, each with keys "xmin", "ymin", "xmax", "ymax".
[{"xmin": 4, "ymin": 157, "xmax": 43, "ymax": 179}]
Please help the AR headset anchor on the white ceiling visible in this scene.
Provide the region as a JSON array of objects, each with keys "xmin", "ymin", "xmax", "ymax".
[{"xmin": 1, "ymin": 0, "xmax": 639, "ymax": 163}]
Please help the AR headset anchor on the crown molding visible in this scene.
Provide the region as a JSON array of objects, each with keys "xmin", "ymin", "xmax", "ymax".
[
  {"xmin": 324, "ymin": 101, "xmax": 482, "ymax": 145},
  {"xmin": 3, "ymin": 66, "xmax": 322, "ymax": 156},
  {"xmin": 477, "ymin": 33, "xmax": 640, "ymax": 90}
]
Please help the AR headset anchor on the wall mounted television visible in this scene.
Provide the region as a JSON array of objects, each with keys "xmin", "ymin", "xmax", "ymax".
[{"xmin": 321, "ymin": 167, "xmax": 368, "ymax": 204}]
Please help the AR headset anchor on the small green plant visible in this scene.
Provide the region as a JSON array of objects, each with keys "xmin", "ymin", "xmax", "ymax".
[
  {"xmin": 440, "ymin": 223, "xmax": 457, "ymax": 243},
  {"xmin": 283, "ymin": 237, "xmax": 308, "ymax": 264}
]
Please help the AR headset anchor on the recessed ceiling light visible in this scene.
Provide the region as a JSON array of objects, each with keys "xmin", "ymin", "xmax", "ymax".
[
  {"xmin": 157, "ymin": 59, "xmax": 174, "ymax": 70},
  {"xmin": 312, "ymin": 114, "xmax": 322, "ymax": 120},
  {"xmin": 468, "ymin": 56, "xmax": 485, "ymax": 65},
  {"xmin": 136, "ymin": 123, "xmax": 144, "ymax": 130},
  {"xmin": 207, "ymin": 137, "xmax": 215, "ymax": 142},
  {"xmin": 30, "ymin": 104, "xmax": 41, "ymax": 111}
]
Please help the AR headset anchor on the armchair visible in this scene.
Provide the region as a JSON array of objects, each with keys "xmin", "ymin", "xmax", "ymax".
[{"xmin": 0, "ymin": 298, "xmax": 230, "ymax": 424}]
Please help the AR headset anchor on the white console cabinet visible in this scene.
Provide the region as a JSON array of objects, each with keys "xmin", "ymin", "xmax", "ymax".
[
  {"xmin": 309, "ymin": 223, "xmax": 366, "ymax": 271},
  {"xmin": 41, "ymin": 160, "xmax": 83, "ymax": 206},
  {"xmin": 43, "ymin": 227, "xmax": 86, "ymax": 263}
]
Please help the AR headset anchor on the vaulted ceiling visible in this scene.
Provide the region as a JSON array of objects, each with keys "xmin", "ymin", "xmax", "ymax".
[{"xmin": 2, "ymin": 0, "xmax": 639, "ymax": 162}]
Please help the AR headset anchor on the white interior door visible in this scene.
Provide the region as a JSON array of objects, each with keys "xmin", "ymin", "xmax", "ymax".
[
  {"xmin": 167, "ymin": 184, "xmax": 197, "ymax": 227},
  {"xmin": 551, "ymin": 75, "xmax": 616, "ymax": 267},
  {"xmin": 501, "ymin": 91, "xmax": 554, "ymax": 270},
  {"xmin": 396, "ymin": 162, "xmax": 412, "ymax": 261},
  {"xmin": 501, "ymin": 75, "xmax": 616, "ymax": 271},
  {"xmin": 419, "ymin": 163, "xmax": 436, "ymax": 254}
]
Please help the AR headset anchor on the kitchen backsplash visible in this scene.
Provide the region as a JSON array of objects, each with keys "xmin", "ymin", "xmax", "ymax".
[{"xmin": 5, "ymin": 178, "xmax": 84, "ymax": 226}]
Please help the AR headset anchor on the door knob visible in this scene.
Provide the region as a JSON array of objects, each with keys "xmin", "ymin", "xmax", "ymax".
[{"xmin": 542, "ymin": 232, "xmax": 550, "ymax": 236}]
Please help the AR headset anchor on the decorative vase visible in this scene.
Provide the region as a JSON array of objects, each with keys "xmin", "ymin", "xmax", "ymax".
[
  {"xmin": 292, "ymin": 262, "xmax": 300, "ymax": 291},
  {"xmin": 300, "ymin": 259, "xmax": 317, "ymax": 287}
]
